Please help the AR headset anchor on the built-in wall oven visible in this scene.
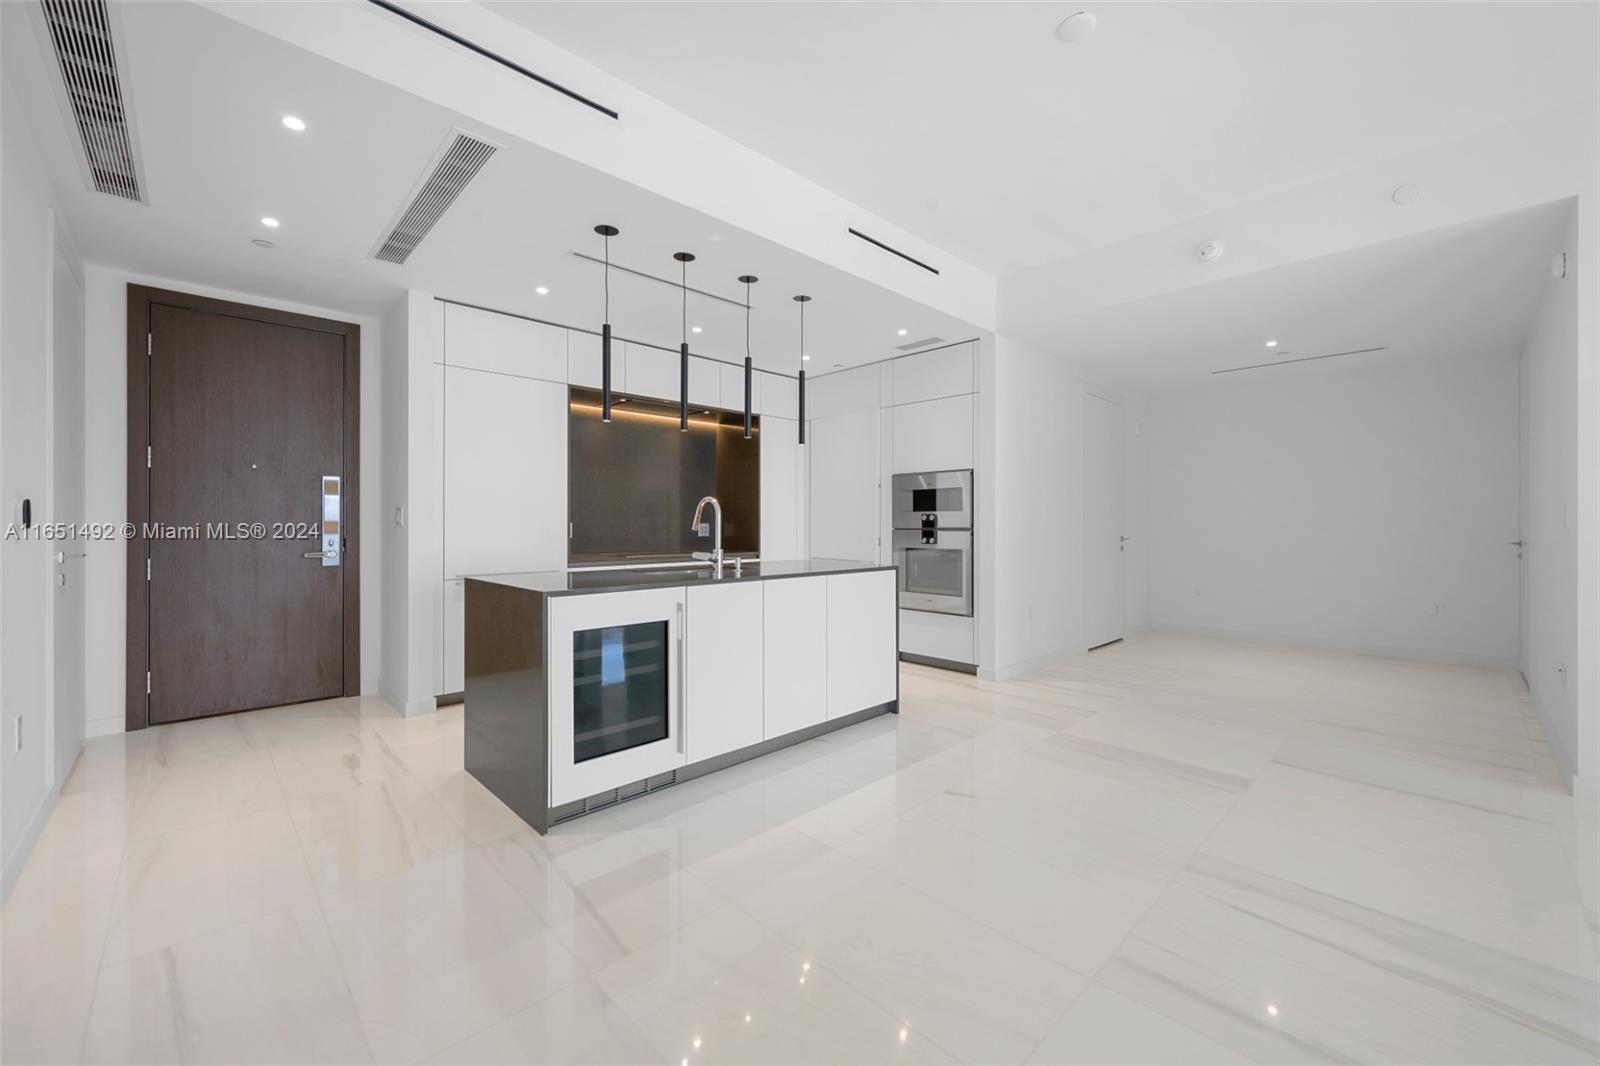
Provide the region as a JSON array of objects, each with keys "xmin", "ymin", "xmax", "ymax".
[{"xmin": 892, "ymin": 469, "xmax": 974, "ymax": 617}]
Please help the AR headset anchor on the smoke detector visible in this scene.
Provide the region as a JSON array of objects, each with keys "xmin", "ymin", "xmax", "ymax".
[
  {"xmin": 1197, "ymin": 239, "xmax": 1224, "ymax": 263},
  {"xmin": 1392, "ymin": 183, "xmax": 1421, "ymax": 205}
]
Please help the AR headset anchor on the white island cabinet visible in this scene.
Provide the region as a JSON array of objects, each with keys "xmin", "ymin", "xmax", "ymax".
[
  {"xmin": 463, "ymin": 561, "xmax": 897, "ymax": 833},
  {"xmin": 826, "ymin": 569, "xmax": 898, "ymax": 718},
  {"xmin": 686, "ymin": 582, "xmax": 765, "ymax": 763}
]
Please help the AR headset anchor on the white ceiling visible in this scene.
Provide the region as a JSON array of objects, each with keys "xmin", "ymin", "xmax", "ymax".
[
  {"xmin": 1035, "ymin": 199, "xmax": 1572, "ymax": 393},
  {"xmin": 499, "ymin": 1, "xmax": 1599, "ymax": 276},
  {"xmin": 1, "ymin": 0, "xmax": 981, "ymax": 372}
]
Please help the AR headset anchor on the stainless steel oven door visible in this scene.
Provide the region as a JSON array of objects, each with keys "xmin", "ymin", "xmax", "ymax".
[
  {"xmin": 892, "ymin": 529, "xmax": 973, "ymax": 616},
  {"xmin": 892, "ymin": 469, "xmax": 973, "ymax": 531}
]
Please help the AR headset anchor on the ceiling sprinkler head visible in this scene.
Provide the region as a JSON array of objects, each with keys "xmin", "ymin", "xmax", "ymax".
[{"xmin": 1197, "ymin": 239, "xmax": 1224, "ymax": 263}]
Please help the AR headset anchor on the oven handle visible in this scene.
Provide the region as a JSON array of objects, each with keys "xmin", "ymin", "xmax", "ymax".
[{"xmin": 675, "ymin": 601, "xmax": 686, "ymax": 754}]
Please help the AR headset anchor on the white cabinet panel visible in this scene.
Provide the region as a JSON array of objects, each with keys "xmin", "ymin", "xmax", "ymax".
[
  {"xmin": 688, "ymin": 356, "xmax": 720, "ymax": 407},
  {"xmin": 764, "ymin": 577, "xmax": 828, "ymax": 738},
  {"xmin": 759, "ymin": 372, "xmax": 798, "ymax": 419},
  {"xmin": 686, "ymin": 583, "xmax": 765, "ymax": 763},
  {"xmin": 891, "ymin": 393, "xmax": 975, "ymax": 473},
  {"xmin": 809, "ymin": 407, "xmax": 879, "ymax": 562},
  {"xmin": 760, "ymin": 416, "xmax": 799, "ymax": 560},
  {"xmin": 443, "ymin": 367, "xmax": 568, "ymax": 578},
  {"xmin": 899, "ymin": 609, "xmax": 975, "ymax": 667},
  {"xmin": 888, "ymin": 342, "xmax": 975, "ymax": 406},
  {"xmin": 567, "ymin": 330, "xmax": 614, "ymax": 389},
  {"xmin": 624, "ymin": 343, "xmax": 677, "ymax": 401},
  {"xmin": 806, "ymin": 364, "xmax": 879, "ymax": 419},
  {"xmin": 443, "ymin": 579, "xmax": 465, "ymax": 693},
  {"xmin": 444, "ymin": 303, "xmax": 566, "ymax": 382},
  {"xmin": 826, "ymin": 570, "xmax": 898, "ymax": 718},
  {"xmin": 719, "ymin": 363, "xmax": 761, "ymax": 414}
]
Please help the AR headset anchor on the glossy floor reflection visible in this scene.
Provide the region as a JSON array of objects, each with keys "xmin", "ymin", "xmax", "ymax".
[{"xmin": 3, "ymin": 634, "xmax": 1596, "ymax": 1064}]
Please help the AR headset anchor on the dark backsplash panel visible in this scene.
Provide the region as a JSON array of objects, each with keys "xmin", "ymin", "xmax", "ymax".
[{"xmin": 568, "ymin": 386, "xmax": 760, "ymax": 560}]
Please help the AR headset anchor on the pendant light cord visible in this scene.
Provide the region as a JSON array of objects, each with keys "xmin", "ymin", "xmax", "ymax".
[
  {"xmin": 745, "ymin": 280, "xmax": 752, "ymax": 358},
  {"xmin": 603, "ymin": 232, "xmax": 610, "ymax": 321},
  {"xmin": 681, "ymin": 259, "xmax": 687, "ymax": 344},
  {"xmin": 799, "ymin": 300, "xmax": 805, "ymax": 367}
]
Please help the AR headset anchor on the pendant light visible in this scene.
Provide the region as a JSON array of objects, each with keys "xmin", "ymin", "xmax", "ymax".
[
  {"xmin": 738, "ymin": 274, "xmax": 758, "ymax": 438},
  {"xmin": 794, "ymin": 294, "xmax": 811, "ymax": 445},
  {"xmin": 594, "ymin": 224, "xmax": 619, "ymax": 422},
  {"xmin": 674, "ymin": 252, "xmax": 695, "ymax": 431}
]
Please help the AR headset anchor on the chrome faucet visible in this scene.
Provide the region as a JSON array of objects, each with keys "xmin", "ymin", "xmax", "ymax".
[{"xmin": 690, "ymin": 495, "xmax": 723, "ymax": 571}]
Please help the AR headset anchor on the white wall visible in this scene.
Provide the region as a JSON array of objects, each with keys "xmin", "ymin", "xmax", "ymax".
[
  {"xmin": 379, "ymin": 294, "xmax": 410, "ymax": 714},
  {"xmin": 989, "ymin": 336, "xmax": 1085, "ymax": 677},
  {"xmin": 80, "ymin": 266, "xmax": 384, "ymax": 737},
  {"xmin": 1147, "ymin": 352, "xmax": 1521, "ymax": 667},
  {"xmin": 1521, "ymin": 203, "xmax": 1586, "ymax": 789},
  {"xmin": 1, "ymin": 22, "xmax": 60, "ymax": 898}
]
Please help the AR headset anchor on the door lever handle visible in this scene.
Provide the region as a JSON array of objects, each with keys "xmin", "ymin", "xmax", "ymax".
[{"xmin": 303, "ymin": 551, "xmax": 334, "ymax": 559}]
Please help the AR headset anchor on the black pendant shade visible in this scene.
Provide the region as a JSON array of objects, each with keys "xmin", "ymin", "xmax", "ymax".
[
  {"xmin": 674, "ymin": 252, "xmax": 695, "ymax": 432},
  {"xmin": 595, "ymin": 224, "xmax": 619, "ymax": 422},
  {"xmin": 794, "ymin": 294, "xmax": 811, "ymax": 445},
  {"xmin": 739, "ymin": 275, "xmax": 757, "ymax": 439}
]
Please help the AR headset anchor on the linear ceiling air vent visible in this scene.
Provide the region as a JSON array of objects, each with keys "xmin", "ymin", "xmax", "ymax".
[
  {"xmin": 373, "ymin": 130, "xmax": 499, "ymax": 265},
  {"xmin": 849, "ymin": 228, "xmax": 940, "ymax": 275},
  {"xmin": 897, "ymin": 335, "xmax": 946, "ymax": 352},
  {"xmin": 1212, "ymin": 346, "xmax": 1387, "ymax": 376},
  {"xmin": 40, "ymin": 0, "xmax": 145, "ymax": 203}
]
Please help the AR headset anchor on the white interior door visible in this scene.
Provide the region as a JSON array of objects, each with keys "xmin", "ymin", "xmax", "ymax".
[
  {"xmin": 1083, "ymin": 393, "xmax": 1126, "ymax": 649},
  {"xmin": 50, "ymin": 239, "xmax": 85, "ymax": 782}
]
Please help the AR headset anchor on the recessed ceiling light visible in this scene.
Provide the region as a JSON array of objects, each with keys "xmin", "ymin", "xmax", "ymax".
[
  {"xmin": 692, "ymin": 326, "xmax": 703, "ymax": 334},
  {"xmin": 260, "ymin": 217, "xmax": 280, "ymax": 228},
  {"xmin": 897, "ymin": 328, "xmax": 908, "ymax": 336},
  {"xmin": 281, "ymin": 115, "xmax": 306, "ymax": 132},
  {"xmin": 1392, "ymin": 183, "xmax": 1420, "ymax": 205},
  {"xmin": 251, "ymin": 238, "xmax": 275, "ymax": 249},
  {"xmin": 535, "ymin": 286, "xmax": 549, "ymax": 295},
  {"xmin": 1265, "ymin": 339, "xmax": 1278, "ymax": 348},
  {"xmin": 1055, "ymin": 11, "xmax": 1097, "ymax": 42}
]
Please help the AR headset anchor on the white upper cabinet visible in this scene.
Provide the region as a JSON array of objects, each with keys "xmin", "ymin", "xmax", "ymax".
[
  {"xmin": 759, "ymin": 372, "xmax": 799, "ymax": 419},
  {"xmin": 887, "ymin": 342, "xmax": 976, "ymax": 407},
  {"xmin": 760, "ymin": 415, "xmax": 799, "ymax": 560},
  {"xmin": 719, "ymin": 362, "xmax": 762, "ymax": 414},
  {"xmin": 567, "ymin": 330, "xmax": 610, "ymax": 390},
  {"xmin": 685, "ymin": 582, "xmax": 765, "ymax": 764},
  {"xmin": 892, "ymin": 393, "xmax": 976, "ymax": 473},
  {"xmin": 444, "ymin": 303, "xmax": 566, "ymax": 383},
  {"xmin": 806, "ymin": 363, "xmax": 880, "ymax": 419},
  {"xmin": 825, "ymin": 570, "xmax": 898, "ymax": 718},
  {"xmin": 688, "ymin": 356, "xmax": 720, "ymax": 407},
  {"xmin": 443, "ymin": 366, "xmax": 568, "ymax": 578},
  {"xmin": 624, "ymin": 343, "xmax": 677, "ymax": 401}
]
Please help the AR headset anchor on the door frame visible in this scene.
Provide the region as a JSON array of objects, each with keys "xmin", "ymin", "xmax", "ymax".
[{"xmin": 125, "ymin": 284, "xmax": 361, "ymax": 731}]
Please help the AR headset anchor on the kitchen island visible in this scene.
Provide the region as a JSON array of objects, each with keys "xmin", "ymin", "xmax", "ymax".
[{"xmin": 464, "ymin": 559, "xmax": 898, "ymax": 832}]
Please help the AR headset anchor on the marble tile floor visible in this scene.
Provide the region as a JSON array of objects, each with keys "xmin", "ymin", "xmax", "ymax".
[{"xmin": 2, "ymin": 633, "xmax": 1595, "ymax": 1064}]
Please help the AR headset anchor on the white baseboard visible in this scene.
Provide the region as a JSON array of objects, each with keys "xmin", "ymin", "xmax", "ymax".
[
  {"xmin": 361, "ymin": 678, "xmax": 379, "ymax": 696},
  {"xmin": 1145, "ymin": 622, "xmax": 1521, "ymax": 671},
  {"xmin": 1, "ymin": 779, "xmax": 61, "ymax": 905},
  {"xmin": 378, "ymin": 681, "xmax": 432, "ymax": 718},
  {"xmin": 85, "ymin": 716, "xmax": 124, "ymax": 739},
  {"xmin": 980, "ymin": 644, "xmax": 1086, "ymax": 682}
]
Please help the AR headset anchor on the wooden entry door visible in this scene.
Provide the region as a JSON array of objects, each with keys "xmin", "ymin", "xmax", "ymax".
[{"xmin": 130, "ymin": 289, "xmax": 359, "ymax": 726}]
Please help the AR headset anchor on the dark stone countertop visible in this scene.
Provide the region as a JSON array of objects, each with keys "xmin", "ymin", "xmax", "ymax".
[{"xmin": 464, "ymin": 558, "xmax": 893, "ymax": 597}]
